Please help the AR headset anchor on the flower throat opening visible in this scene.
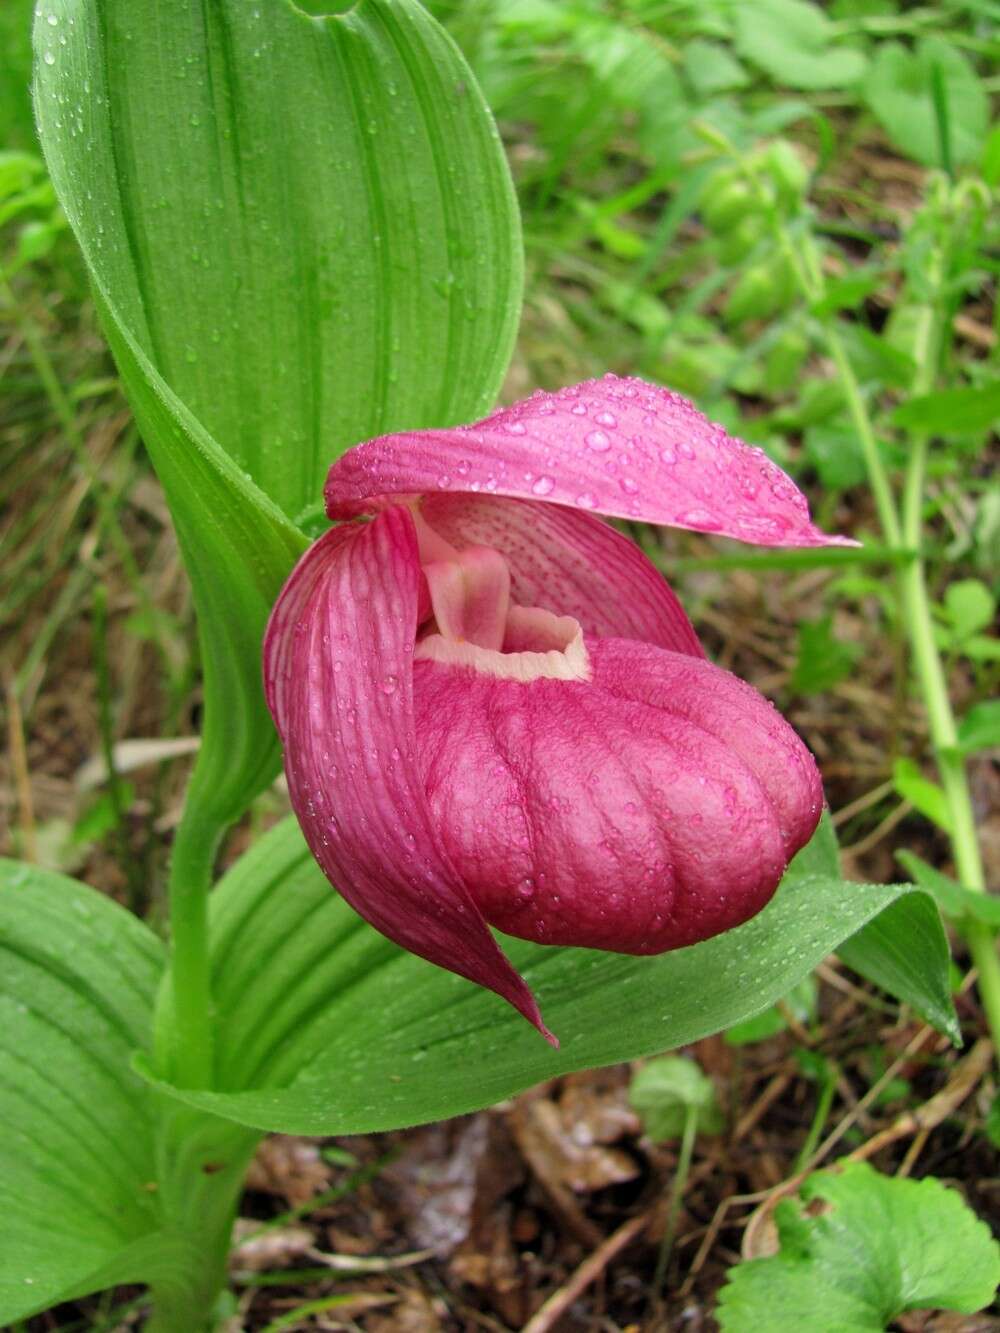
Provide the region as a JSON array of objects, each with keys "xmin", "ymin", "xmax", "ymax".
[{"xmin": 410, "ymin": 504, "xmax": 591, "ymax": 683}]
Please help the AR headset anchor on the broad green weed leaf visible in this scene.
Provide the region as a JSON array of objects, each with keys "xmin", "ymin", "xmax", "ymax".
[
  {"xmin": 942, "ymin": 579, "xmax": 996, "ymax": 641},
  {"xmin": 864, "ymin": 38, "xmax": 988, "ymax": 168},
  {"xmin": 143, "ymin": 818, "xmax": 954, "ymax": 1135},
  {"xmin": 958, "ymin": 700, "xmax": 1000, "ymax": 755},
  {"xmin": 733, "ymin": 0, "xmax": 868, "ymax": 92},
  {"xmin": 803, "ymin": 424, "xmax": 867, "ymax": 491},
  {"xmin": 683, "ymin": 40, "xmax": 750, "ymax": 97},
  {"xmin": 791, "ymin": 616, "xmax": 862, "ymax": 693},
  {"xmin": 891, "ymin": 381, "xmax": 1000, "ymax": 434},
  {"xmin": 0, "ymin": 861, "xmax": 164, "ymax": 1323},
  {"xmin": 718, "ymin": 1162, "xmax": 1000, "ymax": 1331},
  {"xmin": 36, "ymin": 0, "xmax": 522, "ymax": 827},
  {"xmin": 892, "ymin": 756, "xmax": 952, "ymax": 832}
]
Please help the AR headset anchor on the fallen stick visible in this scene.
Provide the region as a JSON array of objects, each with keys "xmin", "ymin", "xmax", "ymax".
[{"xmin": 521, "ymin": 1212, "xmax": 648, "ymax": 1333}]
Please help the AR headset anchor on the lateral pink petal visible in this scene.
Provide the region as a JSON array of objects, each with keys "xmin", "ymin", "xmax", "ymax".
[
  {"xmin": 325, "ymin": 374, "xmax": 856, "ymax": 548},
  {"xmin": 419, "ymin": 493, "xmax": 704, "ymax": 656},
  {"xmin": 263, "ymin": 506, "xmax": 554, "ymax": 1043}
]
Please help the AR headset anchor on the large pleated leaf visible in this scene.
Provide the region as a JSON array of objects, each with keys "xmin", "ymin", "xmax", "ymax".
[
  {"xmin": 34, "ymin": 0, "xmax": 523, "ymax": 825},
  {"xmin": 0, "ymin": 861, "xmax": 164, "ymax": 1323},
  {"xmin": 33, "ymin": 0, "xmax": 522, "ymax": 518},
  {"xmin": 146, "ymin": 818, "xmax": 955, "ymax": 1136}
]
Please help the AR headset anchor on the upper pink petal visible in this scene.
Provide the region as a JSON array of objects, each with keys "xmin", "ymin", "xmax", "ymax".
[
  {"xmin": 419, "ymin": 493, "xmax": 704, "ymax": 656},
  {"xmin": 263, "ymin": 506, "xmax": 554, "ymax": 1043},
  {"xmin": 325, "ymin": 375, "xmax": 855, "ymax": 548}
]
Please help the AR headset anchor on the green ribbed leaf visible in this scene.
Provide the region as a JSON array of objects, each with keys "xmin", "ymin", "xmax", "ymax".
[
  {"xmin": 144, "ymin": 818, "xmax": 955, "ymax": 1135},
  {"xmin": 34, "ymin": 0, "xmax": 523, "ymax": 826},
  {"xmin": 776, "ymin": 812, "xmax": 957, "ymax": 1041},
  {"xmin": 34, "ymin": 0, "xmax": 521, "ymax": 518},
  {"xmin": 0, "ymin": 861, "xmax": 165, "ymax": 1323}
]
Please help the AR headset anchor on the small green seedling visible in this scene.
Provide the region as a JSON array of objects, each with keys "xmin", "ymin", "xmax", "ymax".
[{"xmin": 630, "ymin": 1055, "xmax": 724, "ymax": 1295}]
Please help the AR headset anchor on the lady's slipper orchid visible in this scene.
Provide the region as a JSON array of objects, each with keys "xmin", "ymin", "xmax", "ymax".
[{"xmin": 264, "ymin": 376, "xmax": 851, "ymax": 1043}]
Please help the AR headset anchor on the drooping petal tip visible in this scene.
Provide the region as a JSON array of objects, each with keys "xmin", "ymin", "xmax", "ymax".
[
  {"xmin": 325, "ymin": 374, "xmax": 858, "ymax": 550},
  {"xmin": 263, "ymin": 506, "xmax": 558, "ymax": 1044}
]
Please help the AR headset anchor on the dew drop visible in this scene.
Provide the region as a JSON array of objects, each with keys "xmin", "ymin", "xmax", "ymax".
[
  {"xmin": 679, "ymin": 507, "xmax": 723, "ymax": 530},
  {"xmin": 619, "ymin": 476, "xmax": 639, "ymax": 495},
  {"xmin": 532, "ymin": 475, "xmax": 555, "ymax": 496},
  {"xmin": 381, "ymin": 675, "xmax": 399, "ymax": 695},
  {"xmin": 660, "ymin": 447, "xmax": 677, "ymax": 465},
  {"xmin": 585, "ymin": 429, "xmax": 610, "ymax": 452},
  {"xmin": 43, "ymin": 49, "xmax": 55, "ymax": 64},
  {"xmin": 576, "ymin": 491, "xmax": 597, "ymax": 509},
  {"xmin": 505, "ymin": 420, "xmax": 526, "ymax": 435},
  {"xmin": 678, "ymin": 441, "xmax": 696, "ymax": 460},
  {"xmin": 594, "ymin": 410, "xmax": 617, "ymax": 428}
]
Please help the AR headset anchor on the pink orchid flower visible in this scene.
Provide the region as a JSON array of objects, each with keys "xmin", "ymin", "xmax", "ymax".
[{"xmin": 264, "ymin": 376, "xmax": 852, "ymax": 1045}]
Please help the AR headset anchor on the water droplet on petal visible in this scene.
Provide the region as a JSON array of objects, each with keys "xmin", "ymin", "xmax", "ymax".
[
  {"xmin": 505, "ymin": 420, "xmax": 526, "ymax": 435},
  {"xmin": 381, "ymin": 675, "xmax": 398, "ymax": 694},
  {"xmin": 660, "ymin": 447, "xmax": 677, "ymax": 465},
  {"xmin": 594, "ymin": 410, "xmax": 617, "ymax": 428},
  {"xmin": 585, "ymin": 429, "xmax": 610, "ymax": 451},
  {"xmin": 678, "ymin": 441, "xmax": 696, "ymax": 460},
  {"xmin": 532, "ymin": 475, "xmax": 555, "ymax": 496},
  {"xmin": 576, "ymin": 491, "xmax": 597, "ymax": 509},
  {"xmin": 679, "ymin": 507, "xmax": 723, "ymax": 530},
  {"xmin": 620, "ymin": 476, "xmax": 639, "ymax": 495}
]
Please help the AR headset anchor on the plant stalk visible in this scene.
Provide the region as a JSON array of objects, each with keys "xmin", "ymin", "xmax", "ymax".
[
  {"xmin": 145, "ymin": 1105, "xmax": 262, "ymax": 1333},
  {"xmin": 779, "ymin": 216, "xmax": 1000, "ymax": 1057},
  {"xmin": 653, "ymin": 1106, "xmax": 698, "ymax": 1296},
  {"xmin": 163, "ymin": 803, "xmax": 221, "ymax": 1088}
]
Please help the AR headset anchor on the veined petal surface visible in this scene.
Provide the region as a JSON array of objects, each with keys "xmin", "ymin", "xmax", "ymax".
[
  {"xmin": 420, "ymin": 493, "xmax": 703, "ymax": 655},
  {"xmin": 326, "ymin": 375, "xmax": 855, "ymax": 548},
  {"xmin": 263, "ymin": 507, "xmax": 553, "ymax": 1042}
]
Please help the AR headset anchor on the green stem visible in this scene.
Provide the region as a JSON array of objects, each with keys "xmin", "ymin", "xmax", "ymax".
[
  {"xmin": 653, "ymin": 1107, "xmax": 698, "ymax": 1296},
  {"xmin": 145, "ymin": 1104, "xmax": 262, "ymax": 1333},
  {"xmin": 773, "ymin": 226, "xmax": 903, "ymax": 547},
  {"xmin": 822, "ymin": 328, "xmax": 902, "ymax": 549},
  {"xmin": 162, "ymin": 803, "xmax": 221, "ymax": 1088},
  {"xmin": 776, "ymin": 207, "xmax": 1000, "ymax": 1057},
  {"xmin": 793, "ymin": 1067, "xmax": 837, "ymax": 1175},
  {"xmin": 897, "ymin": 286, "xmax": 1000, "ymax": 1050}
]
